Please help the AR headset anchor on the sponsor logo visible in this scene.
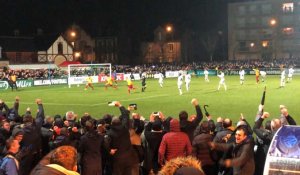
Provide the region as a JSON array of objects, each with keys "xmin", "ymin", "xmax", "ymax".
[
  {"xmin": 0, "ymin": 81, "xmax": 9, "ymax": 90},
  {"xmin": 16, "ymin": 80, "xmax": 33, "ymax": 88}
]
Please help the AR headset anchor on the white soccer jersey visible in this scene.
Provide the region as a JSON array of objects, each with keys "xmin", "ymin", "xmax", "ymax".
[
  {"xmin": 218, "ymin": 72, "xmax": 225, "ymax": 84},
  {"xmin": 260, "ymin": 71, "xmax": 266, "ymax": 77},
  {"xmin": 158, "ymin": 73, "xmax": 164, "ymax": 83},
  {"xmin": 288, "ymin": 68, "xmax": 294, "ymax": 78},
  {"xmin": 239, "ymin": 70, "xmax": 245, "ymax": 80},
  {"xmin": 177, "ymin": 74, "xmax": 183, "ymax": 87},
  {"xmin": 185, "ymin": 74, "xmax": 191, "ymax": 83}
]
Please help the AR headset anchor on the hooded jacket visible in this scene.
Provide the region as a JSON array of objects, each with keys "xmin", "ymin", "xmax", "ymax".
[{"xmin": 158, "ymin": 119, "xmax": 192, "ymax": 165}]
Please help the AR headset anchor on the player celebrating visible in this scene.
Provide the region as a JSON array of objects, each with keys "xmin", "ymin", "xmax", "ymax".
[
  {"xmin": 280, "ymin": 69, "xmax": 286, "ymax": 88},
  {"xmin": 177, "ymin": 73, "xmax": 183, "ymax": 95},
  {"xmin": 84, "ymin": 75, "xmax": 94, "ymax": 90},
  {"xmin": 204, "ymin": 68, "xmax": 209, "ymax": 82},
  {"xmin": 217, "ymin": 70, "xmax": 227, "ymax": 91},
  {"xmin": 158, "ymin": 72, "xmax": 164, "ymax": 88},
  {"xmin": 185, "ymin": 72, "xmax": 191, "ymax": 92},
  {"xmin": 253, "ymin": 68, "xmax": 260, "ymax": 84},
  {"xmin": 287, "ymin": 66, "xmax": 294, "ymax": 83},
  {"xmin": 239, "ymin": 67, "xmax": 245, "ymax": 85},
  {"xmin": 260, "ymin": 71, "xmax": 267, "ymax": 82}
]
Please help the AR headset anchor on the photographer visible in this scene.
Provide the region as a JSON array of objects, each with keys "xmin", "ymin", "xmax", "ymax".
[
  {"xmin": 104, "ymin": 101, "xmax": 139, "ymax": 175},
  {"xmin": 143, "ymin": 112, "xmax": 165, "ymax": 174}
]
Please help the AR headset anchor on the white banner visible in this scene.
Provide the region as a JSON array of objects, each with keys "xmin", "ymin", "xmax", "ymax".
[
  {"xmin": 68, "ymin": 76, "xmax": 99, "ymax": 86},
  {"xmin": 34, "ymin": 79, "xmax": 68, "ymax": 86}
]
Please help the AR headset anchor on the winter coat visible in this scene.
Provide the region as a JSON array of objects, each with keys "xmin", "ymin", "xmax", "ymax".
[
  {"xmin": 30, "ymin": 164, "xmax": 79, "ymax": 175},
  {"xmin": 192, "ymin": 133, "xmax": 215, "ymax": 166},
  {"xmin": 79, "ymin": 130, "xmax": 104, "ymax": 175},
  {"xmin": 158, "ymin": 119, "xmax": 192, "ymax": 165},
  {"xmin": 180, "ymin": 105, "xmax": 203, "ymax": 143},
  {"xmin": 214, "ymin": 137, "xmax": 255, "ymax": 175}
]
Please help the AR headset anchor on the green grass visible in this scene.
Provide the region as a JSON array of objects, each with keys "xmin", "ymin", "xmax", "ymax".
[{"xmin": 1, "ymin": 75, "xmax": 299, "ymax": 125}]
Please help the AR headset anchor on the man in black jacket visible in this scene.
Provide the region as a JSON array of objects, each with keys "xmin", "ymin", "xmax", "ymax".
[
  {"xmin": 104, "ymin": 101, "xmax": 138, "ymax": 175},
  {"xmin": 179, "ymin": 98, "xmax": 203, "ymax": 143},
  {"xmin": 14, "ymin": 99, "xmax": 45, "ymax": 175}
]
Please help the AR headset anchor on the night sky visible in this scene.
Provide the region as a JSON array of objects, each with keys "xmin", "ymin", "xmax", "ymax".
[{"xmin": 0, "ymin": 0, "xmax": 252, "ymax": 40}]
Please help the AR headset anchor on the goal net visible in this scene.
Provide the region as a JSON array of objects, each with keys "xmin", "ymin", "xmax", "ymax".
[{"xmin": 67, "ymin": 63, "xmax": 112, "ymax": 88}]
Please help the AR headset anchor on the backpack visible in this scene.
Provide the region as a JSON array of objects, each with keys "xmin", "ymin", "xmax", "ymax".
[{"xmin": 0, "ymin": 156, "xmax": 10, "ymax": 175}]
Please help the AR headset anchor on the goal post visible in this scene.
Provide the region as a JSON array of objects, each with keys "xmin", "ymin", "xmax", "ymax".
[{"xmin": 67, "ymin": 63, "xmax": 112, "ymax": 88}]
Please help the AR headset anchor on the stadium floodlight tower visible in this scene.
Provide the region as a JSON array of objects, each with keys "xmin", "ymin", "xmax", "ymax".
[{"xmin": 67, "ymin": 63, "xmax": 112, "ymax": 88}]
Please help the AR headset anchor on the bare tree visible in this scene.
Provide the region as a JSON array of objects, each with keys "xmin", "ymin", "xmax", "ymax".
[{"xmin": 201, "ymin": 33, "xmax": 218, "ymax": 61}]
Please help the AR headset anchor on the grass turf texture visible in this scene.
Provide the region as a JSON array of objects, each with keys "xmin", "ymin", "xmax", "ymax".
[{"xmin": 1, "ymin": 75, "xmax": 299, "ymax": 125}]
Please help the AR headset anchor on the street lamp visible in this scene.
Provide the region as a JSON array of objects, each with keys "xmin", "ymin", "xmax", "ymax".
[
  {"xmin": 165, "ymin": 25, "xmax": 174, "ymax": 41},
  {"xmin": 166, "ymin": 25, "xmax": 172, "ymax": 33},
  {"xmin": 269, "ymin": 18, "xmax": 278, "ymax": 60}
]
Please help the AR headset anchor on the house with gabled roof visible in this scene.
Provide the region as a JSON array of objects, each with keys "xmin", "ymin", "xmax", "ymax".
[
  {"xmin": 0, "ymin": 24, "xmax": 96, "ymax": 65},
  {"xmin": 36, "ymin": 35, "xmax": 74, "ymax": 65}
]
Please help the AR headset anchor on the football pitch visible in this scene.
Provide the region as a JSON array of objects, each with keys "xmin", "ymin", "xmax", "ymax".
[{"xmin": 1, "ymin": 75, "xmax": 299, "ymax": 125}]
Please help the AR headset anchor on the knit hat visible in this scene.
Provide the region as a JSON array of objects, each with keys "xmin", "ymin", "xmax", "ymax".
[
  {"xmin": 12, "ymin": 128, "xmax": 24, "ymax": 137},
  {"xmin": 152, "ymin": 119, "xmax": 162, "ymax": 131}
]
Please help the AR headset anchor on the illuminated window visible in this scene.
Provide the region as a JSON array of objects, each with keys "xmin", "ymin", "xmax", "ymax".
[
  {"xmin": 262, "ymin": 41, "xmax": 269, "ymax": 47},
  {"xmin": 168, "ymin": 43, "xmax": 173, "ymax": 52},
  {"xmin": 282, "ymin": 3, "xmax": 293, "ymax": 13},
  {"xmin": 283, "ymin": 27, "xmax": 294, "ymax": 35}
]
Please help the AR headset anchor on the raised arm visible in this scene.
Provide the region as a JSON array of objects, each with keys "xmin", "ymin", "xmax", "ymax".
[
  {"xmin": 35, "ymin": 99, "xmax": 45, "ymax": 128},
  {"xmin": 191, "ymin": 98, "xmax": 203, "ymax": 127}
]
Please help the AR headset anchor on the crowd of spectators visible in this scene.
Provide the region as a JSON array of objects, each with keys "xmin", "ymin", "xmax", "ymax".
[
  {"xmin": 1, "ymin": 58, "xmax": 299, "ymax": 81},
  {"xmin": 0, "ymin": 68, "xmax": 67, "ymax": 81},
  {"xmin": 0, "ymin": 96, "xmax": 297, "ymax": 175}
]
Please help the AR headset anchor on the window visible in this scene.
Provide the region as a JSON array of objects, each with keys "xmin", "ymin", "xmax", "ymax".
[
  {"xmin": 16, "ymin": 52, "xmax": 21, "ymax": 59},
  {"xmin": 262, "ymin": 41, "xmax": 269, "ymax": 47},
  {"xmin": 282, "ymin": 27, "xmax": 294, "ymax": 35},
  {"xmin": 158, "ymin": 32, "xmax": 162, "ymax": 41},
  {"xmin": 168, "ymin": 43, "xmax": 173, "ymax": 52},
  {"xmin": 239, "ymin": 41, "xmax": 248, "ymax": 51},
  {"xmin": 57, "ymin": 42, "xmax": 63, "ymax": 54},
  {"xmin": 281, "ymin": 16, "xmax": 293, "ymax": 25},
  {"xmin": 237, "ymin": 30, "xmax": 246, "ymax": 40},
  {"xmin": 282, "ymin": 3, "xmax": 293, "ymax": 13},
  {"xmin": 237, "ymin": 18, "xmax": 246, "ymax": 27},
  {"xmin": 238, "ymin": 6, "xmax": 246, "ymax": 15},
  {"xmin": 261, "ymin": 4, "xmax": 271, "ymax": 14},
  {"xmin": 249, "ymin": 5, "xmax": 257, "ymax": 13}
]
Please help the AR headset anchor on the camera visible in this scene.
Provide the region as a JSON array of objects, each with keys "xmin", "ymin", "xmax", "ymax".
[
  {"xmin": 129, "ymin": 104, "xmax": 137, "ymax": 110},
  {"xmin": 153, "ymin": 112, "xmax": 159, "ymax": 116},
  {"xmin": 108, "ymin": 101, "xmax": 116, "ymax": 107}
]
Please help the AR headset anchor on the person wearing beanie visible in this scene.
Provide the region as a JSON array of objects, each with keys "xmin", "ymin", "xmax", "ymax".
[
  {"xmin": 158, "ymin": 119, "xmax": 192, "ymax": 166},
  {"xmin": 143, "ymin": 116, "xmax": 165, "ymax": 174}
]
